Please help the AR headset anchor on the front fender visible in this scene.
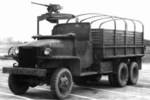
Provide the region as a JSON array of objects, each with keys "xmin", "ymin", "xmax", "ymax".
[{"xmin": 38, "ymin": 56, "xmax": 81, "ymax": 76}]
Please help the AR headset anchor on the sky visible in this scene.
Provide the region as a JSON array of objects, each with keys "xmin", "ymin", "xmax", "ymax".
[{"xmin": 0, "ymin": 0, "xmax": 149, "ymax": 42}]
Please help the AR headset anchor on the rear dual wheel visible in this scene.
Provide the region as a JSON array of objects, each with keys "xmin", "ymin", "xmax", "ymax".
[
  {"xmin": 109, "ymin": 62, "xmax": 128, "ymax": 87},
  {"xmin": 128, "ymin": 62, "xmax": 139, "ymax": 85},
  {"xmin": 109, "ymin": 62, "xmax": 139, "ymax": 87},
  {"xmin": 50, "ymin": 68, "xmax": 73, "ymax": 99}
]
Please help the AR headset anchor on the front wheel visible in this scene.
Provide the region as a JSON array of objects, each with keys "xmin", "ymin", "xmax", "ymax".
[
  {"xmin": 8, "ymin": 74, "xmax": 29, "ymax": 95},
  {"xmin": 50, "ymin": 68, "xmax": 73, "ymax": 99}
]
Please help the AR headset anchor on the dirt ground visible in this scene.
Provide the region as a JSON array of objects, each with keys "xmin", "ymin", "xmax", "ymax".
[{"xmin": 0, "ymin": 60, "xmax": 150, "ymax": 100}]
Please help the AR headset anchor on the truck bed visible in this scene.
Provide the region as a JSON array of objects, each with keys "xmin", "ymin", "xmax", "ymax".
[{"xmin": 92, "ymin": 29, "xmax": 144, "ymax": 59}]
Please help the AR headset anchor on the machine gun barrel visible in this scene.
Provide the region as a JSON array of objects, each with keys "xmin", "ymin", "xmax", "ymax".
[
  {"xmin": 31, "ymin": 2, "xmax": 49, "ymax": 7},
  {"xmin": 31, "ymin": 2, "xmax": 62, "ymax": 14}
]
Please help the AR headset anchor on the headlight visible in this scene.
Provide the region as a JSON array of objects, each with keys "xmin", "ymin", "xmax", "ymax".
[
  {"xmin": 44, "ymin": 48, "xmax": 52, "ymax": 56},
  {"xmin": 14, "ymin": 47, "xmax": 19, "ymax": 55},
  {"xmin": 8, "ymin": 47, "xmax": 14, "ymax": 55},
  {"xmin": 8, "ymin": 47, "xmax": 19, "ymax": 56}
]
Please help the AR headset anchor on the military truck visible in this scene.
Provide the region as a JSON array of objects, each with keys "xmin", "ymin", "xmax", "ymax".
[{"xmin": 3, "ymin": 2, "xmax": 144, "ymax": 99}]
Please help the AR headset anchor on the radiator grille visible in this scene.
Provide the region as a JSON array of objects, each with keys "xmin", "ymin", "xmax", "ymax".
[{"xmin": 18, "ymin": 47, "xmax": 37, "ymax": 68}]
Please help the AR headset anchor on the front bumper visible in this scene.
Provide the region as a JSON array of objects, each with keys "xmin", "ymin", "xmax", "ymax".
[{"xmin": 3, "ymin": 67, "xmax": 46, "ymax": 77}]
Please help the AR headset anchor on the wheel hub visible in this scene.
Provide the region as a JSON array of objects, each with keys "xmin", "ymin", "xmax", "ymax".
[
  {"xmin": 120, "ymin": 68, "xmax": 127, "ymax": 81},
  {"xmin": 132, "ymin": 67, "xmax": 138, "ymax": 79},
  {"xmin": 59, "ymin": 75, "xmax": 69, "ymax": 91}
]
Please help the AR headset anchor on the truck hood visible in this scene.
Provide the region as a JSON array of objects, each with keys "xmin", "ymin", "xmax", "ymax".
[
  {"xmin": 21, "ymin": 39, "xmax": 65, "ymax": 48},
  {"xmin": 20, "ymin": 39, "xmax": 74, "ymax": 56}
]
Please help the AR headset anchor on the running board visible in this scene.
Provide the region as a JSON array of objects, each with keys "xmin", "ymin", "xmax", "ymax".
[{"xmin": 80, "ymin": 71, "xmax": 98, "ymax": 76}]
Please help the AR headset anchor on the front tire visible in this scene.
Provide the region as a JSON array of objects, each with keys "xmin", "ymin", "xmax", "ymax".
[
  {"xmin": 128, "ymin": 62, "xmax": 139, "ymax": 85},
  {"xmin": 51, "ymin": 68, "xmax": 73, "ymax": 99},
  {"xmin": 8, "ymin": 74, "xmax": 29, "ymax": 95}
]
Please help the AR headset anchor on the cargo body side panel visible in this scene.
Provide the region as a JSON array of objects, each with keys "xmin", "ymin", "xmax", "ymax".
[{"xmin": 92, "ymin": 29, "xmax": 144, "ymax": 60}]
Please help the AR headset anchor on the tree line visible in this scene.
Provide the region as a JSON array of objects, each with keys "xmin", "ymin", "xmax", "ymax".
[{"xmin": 0, "ymin": 37, "xmax": 22, "ymax": 44}]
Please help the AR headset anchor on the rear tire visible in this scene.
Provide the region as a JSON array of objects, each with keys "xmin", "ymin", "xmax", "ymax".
[
  {"xmin": 8, "ymin": 74, "xmax": 29, "ymax": 95},
  {"xmin": 51, "ymin": 68, "xmax": 73, "ymax": 99},
  {"xmin": 128, "ymin": 62, "xmax": 139, "ymax": 85},
  {"xmin": 109, "ymin": 62, "xmax": 128, "ymax": 87},
  {"xmin": 115, "ymin": 62, "xmax": 128, "ymax": 87}
]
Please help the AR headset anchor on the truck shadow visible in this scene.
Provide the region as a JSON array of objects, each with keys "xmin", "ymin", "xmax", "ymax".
[
  {"xmin": 19, "ymin": 80, "xmax": 111, "ymax": 99},
  {"xmin": 72, "ymin": 79, "xmax": 114, "ymax": 93},
  {"xmin": 133, "ymin": 83, "xmax": 150, "ymax": 88},
  {"xmin": 19, "ymin": 79, "xmax": 150, "ymax": 100},
  {"xmin": 23, "ymin": 91, "xmax": 55, "ymax": 99},
  {"xmin": 21, "ymin": 79, "xmax": 116, "ymax": 99}
]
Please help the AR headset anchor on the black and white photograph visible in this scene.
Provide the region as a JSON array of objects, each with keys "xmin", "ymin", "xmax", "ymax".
[{"xmin": 0, "ymin": 0, "xmax": 150, "ymax": 100}]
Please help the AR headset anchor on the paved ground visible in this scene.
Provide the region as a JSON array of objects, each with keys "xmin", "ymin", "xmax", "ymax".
[{"xmin": 0, "ymin": 60, "xmax": 150, "ymax": 100}]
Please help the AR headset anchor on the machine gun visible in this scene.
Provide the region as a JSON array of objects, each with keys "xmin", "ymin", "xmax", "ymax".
[
  {"xmin": 31, "ymin": 2, "xmax": 75, "ymax": 35},
  {"xmin": 31, "ymin": 2, "xmax": 62, "ymax": 14}
]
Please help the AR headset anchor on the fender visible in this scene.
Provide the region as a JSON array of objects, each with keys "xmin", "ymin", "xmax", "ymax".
[{"xmin": 38, "ymin": 56, "xmax": 81, "ymax": 76}]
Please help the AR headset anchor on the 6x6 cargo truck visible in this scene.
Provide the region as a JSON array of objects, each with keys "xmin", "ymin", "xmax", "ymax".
[{"xmin": 3, "ymin": 2, "xmax": 144, "ymax": 99}]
